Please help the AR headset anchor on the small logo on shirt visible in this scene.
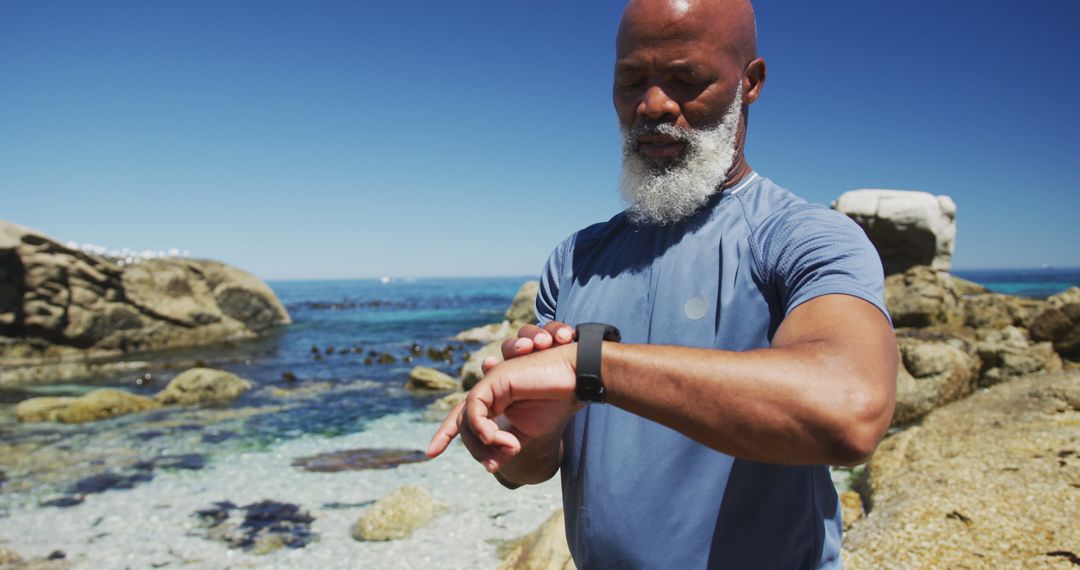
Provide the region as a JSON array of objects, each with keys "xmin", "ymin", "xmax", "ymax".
[{"xmin": 684, "ymin": 296, "xmax": 709, "ymax": 320}]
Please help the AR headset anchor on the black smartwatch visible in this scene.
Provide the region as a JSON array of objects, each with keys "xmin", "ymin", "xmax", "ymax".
[{"xmin": 575, "ymin": 322, "xmax": 621, "ymax": 403}]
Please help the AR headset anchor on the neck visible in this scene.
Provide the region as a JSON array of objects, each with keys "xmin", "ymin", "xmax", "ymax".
[{"xmin": 720, "ymin": 155, "xmax": 752, "ymax": 190}]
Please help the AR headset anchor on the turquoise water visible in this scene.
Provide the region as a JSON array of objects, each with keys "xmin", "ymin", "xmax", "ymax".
[{"xmin": 952, "ymin": 268, "xmax": 1080, "ymax": 299}]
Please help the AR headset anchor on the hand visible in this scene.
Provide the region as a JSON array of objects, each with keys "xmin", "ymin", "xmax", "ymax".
[
  {"xmin": 426, "ymin": 343, "xmax": 579, "ymax": 474},
  {"xmin": 482, "ymin": 321, "xmax": 575, "ymax": 374}
]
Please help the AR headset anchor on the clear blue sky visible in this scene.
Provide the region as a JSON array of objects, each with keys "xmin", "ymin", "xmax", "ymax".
[{"xmin": 3, "ymin": 1, "xmax": 1078, "ymax": 279}]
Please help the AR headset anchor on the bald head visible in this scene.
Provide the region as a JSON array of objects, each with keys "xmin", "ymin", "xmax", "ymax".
[{"xmin": 617, "ymin": 0, "xmax": 757, "ymax": 66}]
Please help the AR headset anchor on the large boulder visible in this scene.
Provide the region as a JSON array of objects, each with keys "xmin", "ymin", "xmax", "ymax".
[
  {"xmin": 499, "ymin": 509, "xmax": 575, "ymax": 570},
  {"xmin": 842, "ymin": 371, "xmax": 1080, "ymax": 568},
  {"xmin": 1030, "ymin": 304, "xmax": 1080, "ymax": 360},
  {"xmin": 832, "ymin": 189, "xmax": 956, "ymax": 274},
  {"xmin": 0, "ymin": 220, "xmax": 290, "ymax": 386},
  {"xmin": 958, "ymin": 292, "xmax": 1047, "ymax": 330},
  {"xmin": 884, "ymin": 266, "xmax": 964, "ymax": 328},
  {"xmin": 154, "ymin": 367, "xmax": 253, "ymax": 406},
  {"xmin": 405, "ymin": 366, "xmax": 460, "ymax": 392},
  {"xmin": 351, "ymin": 485, "xmax": 447, "ymax": 541},
  {"xmin": 16, "ymin": 388, "xmax": 160, "ymax": 423},
  {"xmin": 893, "ymin": 329, "xmax": 981, "ymax": 425},
  {"xmin": 504, "ymin": 281, "xmax": 540, "ymax": 326},
  {"xmin": 1048, "ymin": 286, "xmax": 1080, "ymax": 309}
]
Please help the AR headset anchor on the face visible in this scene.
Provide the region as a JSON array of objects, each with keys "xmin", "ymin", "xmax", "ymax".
[{"xmin": 613, "ymin": 7, "xmax": 746, "ymax": 171}]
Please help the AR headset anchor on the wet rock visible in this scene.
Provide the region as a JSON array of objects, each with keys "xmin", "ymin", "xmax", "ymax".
[
  {"xmin": 68, "ymin": 471, "xmax": 154, "ymax": 494},
  {"xmin": 154, "ymin": 367, "xmax": 252, "ymax": 406},
  {"xmin": 352, "ymin": 485, "xmax": 446, "ymax": 541},
  {"xmin": 56, "ymin": 388, "xmax": 160, "ymax": 423},
  {"xmin": 195, "ymin": 499, "xmax": 315, "ymax": 554},
  {"xmin": 266, "ymin": 381, "xmax": 333, "ymax": 399},
  {"xmin": 843, "ymin": 371, "xmax": 1080, "ymax": 568},
  {"xmin": 14, "ymin": 397, "xmax": 78, "ymax": 422},
  {"xmin": 201, "ymin": 431, "xmax": 235, "ymax": 444},
  {"xmin": 291, "ymin": 448, "xmax": 427, "ymax": 473},
  {"xmin": 405, "ymin": 366, "xmax": 460, "ymax": 392},
  {"xmin": 498, "ymin": 509, "xmax": 574, "ymax": 570},
  {"xmin": 832, "ymin": 189, "xmax": 956, "ymax": 274},
  {"xmin": 40, "ymin": 496, "xmax": 85, "ymax": 508},
  {"xmin": 281, "ymin": 371, "xmax": 298, "ymax": 383},
  {"xmin": 133, "ymin": 453, "xmax": 205, "ymax": 471}
]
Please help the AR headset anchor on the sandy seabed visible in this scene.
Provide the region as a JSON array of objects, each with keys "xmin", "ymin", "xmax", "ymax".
[{"xmin": 0, "ymin": 411, "xmax": 563, "ymax": 570}]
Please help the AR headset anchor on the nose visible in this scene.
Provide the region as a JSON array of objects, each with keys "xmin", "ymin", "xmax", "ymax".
[{"xmin": 638, "ymin": 85, "xmax": 680, "ymax": 122}]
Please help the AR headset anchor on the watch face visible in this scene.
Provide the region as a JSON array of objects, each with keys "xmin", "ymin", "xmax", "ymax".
[{"xmin": 575, "ymin": 373, "xmax": 605, "ymax": 402}]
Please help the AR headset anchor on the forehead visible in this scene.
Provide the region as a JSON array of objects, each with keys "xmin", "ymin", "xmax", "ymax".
[{"xmin": 615, "ymin": 3, "xmax": 729, "ymax": 64}]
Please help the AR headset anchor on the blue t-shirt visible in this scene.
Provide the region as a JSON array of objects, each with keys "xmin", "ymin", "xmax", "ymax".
[{"xmin": 535, "ymin": 172, "xmax": 887, "ymax": 569}]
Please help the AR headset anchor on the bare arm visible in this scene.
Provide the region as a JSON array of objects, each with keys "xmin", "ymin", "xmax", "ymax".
[{"xmin": 428, "ymin": 293, "xmax": 897, "ymax": 480}]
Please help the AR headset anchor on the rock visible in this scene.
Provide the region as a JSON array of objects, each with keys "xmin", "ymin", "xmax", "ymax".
[
  {"xmin": 832, "ymin": 189, "xmax": 956, "ymax": 274},
  {"xmin": 459, "ymin": 338, "xmax": 504, "ymax": 390},
  {"xmin": 498, "ymin": 509, "xmax": 575, "ymax": 570},
  {"xmin": 1048, "ymin": 286, "xmax": 1080, "ymax": 309},
  {"xmin": 17, "ymin": 389, "xmax": 160, "ymax": 424},
  {"xmin": 351, "ymin": 485, "xmax": 446, "ymax": 541},
  {"xmin": 842, "ymin": 371, "xmax": 1080, "ymax": 568},
  {"xmin": 454, "ymin": 320, "xmax": 513, "ymax": 344},
  {"xmin": 0, "ymin": 548, "xmax": 23, "ymax": 564},
  {"xmin": 893, "ymin": 330, "xmax": 981, "ymax": 425},
  {"xmin": 195, "ymin": 500, "xmax": 315, "ymax": 553},
  {"xmin": 839, "ymin": 491, "xmax": 864, "ymax": 532},
  {"xmin": 425, "ymin": 391, "xmax": 467, "ymax": 421},
  {"xmin": 405, "ymin": 366, "xmax": 460, "ymax": 392},
  {"xmin": 976, "ymin": 327, "xmax": 1063, "ymax": 386},
  {"xmin": 154, "ymin": 367, "xmax": 252, "ymax": 406},
  {"xmin": 505, "ymin": 281, "xmax": 540, "ymax": 326},
  {"xmin": 1030, "ymin": 305, "xmax": 1080, "ymax": 360},
  {"xmin": 14, "ymin": 396, "xmax": 78, "ymax": 422},
  {"xmin": 884, "ymin": 266, "xmax": 963, "ymax": 328},
  {"xmin": 0, "ymin": 220, "xmax": 290, "ymax": 386},
  {"xmin": 68, "ymin": 471, "xmax": 154, "ymax": 494},
  {"xmin": 959, "ymin": 292, "xmax": 1047, "ymax": 330},
  {"xmin": 291, "ymin": 449, "xmax": 428, "ymax": 472}
]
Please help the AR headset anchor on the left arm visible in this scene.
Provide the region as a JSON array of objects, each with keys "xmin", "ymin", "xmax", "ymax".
[{"xmin": 440, "ymin": 293, "xmax": 895, "ymax": 469}]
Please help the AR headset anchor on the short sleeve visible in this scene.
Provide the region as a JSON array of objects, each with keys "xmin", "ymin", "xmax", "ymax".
[
  {"xmin": 753, "ymin": 203, "xmax": 890, "ymax": 322},
  {"xmin": 535, "ymin": 235, "xmax": 572, "ymax": 326}
]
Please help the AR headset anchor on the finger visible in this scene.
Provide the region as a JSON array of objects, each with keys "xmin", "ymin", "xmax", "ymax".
[
  {"xmin": 465, "ymin": 384, "xmax": 518, "ymax": 449},
  {"xmin": 543, "ymin": 321, "xmax": 575, "ymax": 345},
  {"xmin": 459, "ymin": 419, "xmax": 521, "ymax": 472},
  {"xmin": 426, "ymin": 401, "xmax": 465, "ymax": 458},
  {"xmin": 501, "ymin": 336, "xmax": 534, "ymax": 361},
  {"xmin": 482, "ymin": 356, "xmax": 500, "ymax": 374},
  {"xmin": 517, "ymin": 324, "xmax": 553, "ymax": 350}
]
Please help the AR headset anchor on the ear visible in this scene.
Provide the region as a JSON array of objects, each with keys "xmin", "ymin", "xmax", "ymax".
[{"xmin": 742, "ymin": 57, "xmax": 766, "ymax": 104}]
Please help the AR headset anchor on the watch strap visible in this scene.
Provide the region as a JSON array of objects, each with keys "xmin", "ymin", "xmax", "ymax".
[{"xmin": 575, "ymin": 322, "xmax": 621, "ymax": 403}]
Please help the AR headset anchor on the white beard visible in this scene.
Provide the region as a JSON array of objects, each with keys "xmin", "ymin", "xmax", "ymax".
[{"xmin": 619, "ymin": 86, "xmax": 744, "ymax": 225}]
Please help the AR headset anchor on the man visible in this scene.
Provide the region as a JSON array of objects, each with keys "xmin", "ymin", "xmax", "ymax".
[{"xmin": 428, "ymin": 0, "xmax": 897, "ymax": 567}]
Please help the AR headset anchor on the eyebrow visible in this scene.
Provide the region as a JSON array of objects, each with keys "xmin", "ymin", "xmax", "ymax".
[{"xmin": 614, "ymin": 60, "xmax": 705, "ymax": 75}]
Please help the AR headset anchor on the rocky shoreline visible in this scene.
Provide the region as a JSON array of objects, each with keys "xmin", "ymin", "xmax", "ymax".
[{"xmin": 3, "ymin": 194, "xmax": 1080, "ymax": 569}]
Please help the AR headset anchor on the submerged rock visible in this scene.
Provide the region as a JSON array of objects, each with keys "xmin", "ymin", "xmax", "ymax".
[
  {"xmin": 154, "ymin": 367, "xmax": 252, "ymax": 406},
  {"xmin": 195, "ymin": 499, "xmax": 315, "ymax": 554},
  {"xmin": 405, "ymin": 366, "xmax": 459, "ymax": 392},
  {"xmin": 351, "ymin": 485, "xmax": 446, "ymax": 541},
  {"xmin": 68, "ymin": 471, "xmax": 154, "ymax": 495},
  {"xmin": 291, "ymin": 448, "xmax": 427, "ymax": 473},
  {"xmin": 842, "ymin": 370, "xmax": 1080, "ymax": 568},
  {"xmin": 498, "ymin": 509, "xmax": 574, "ymax": 570}
]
